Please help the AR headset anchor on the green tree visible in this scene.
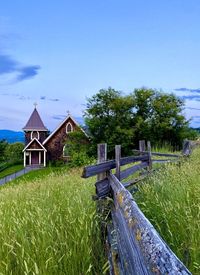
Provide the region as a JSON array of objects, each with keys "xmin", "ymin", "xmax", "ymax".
[
  {"xmin": 0, "ymin": 140, "xmax": 8, "ymax": 163},
  {"xmin": 132, "ymin": 89, "xmax": 196, "ymax": 148},
  {"xmin": 85, "ymin": 87, "xmax": 196, "ymax": 155},
  {"xmin": 5, "ymin": 142, "xmax": 24, "ymax": 163},
  {"xmin": 84, "ymin": 88, "xmax": 135, "ymax": 156},
  {"xmin": 65, "ymin": 129, "xmax": 92, "ymax": 166}
]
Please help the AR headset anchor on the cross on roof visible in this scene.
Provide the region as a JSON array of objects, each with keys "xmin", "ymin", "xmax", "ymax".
[{"xmin": 34, "ymin": 102, "xmax": 38, "ymax": 108}]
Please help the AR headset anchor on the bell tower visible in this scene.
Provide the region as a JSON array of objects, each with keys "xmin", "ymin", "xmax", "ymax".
[{"xmin": 23, "ymin": 104, "xmax": 48, "ymax": 145}]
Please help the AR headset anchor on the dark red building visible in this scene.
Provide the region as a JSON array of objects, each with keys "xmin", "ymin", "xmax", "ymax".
[{"xmin": 23, "ymin": 107, "xmax": 87, "ymax": 167}]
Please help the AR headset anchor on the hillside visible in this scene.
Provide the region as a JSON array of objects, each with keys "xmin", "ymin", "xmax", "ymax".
[
  {"xmin": 0, "ymin": 167, "xmax": 106, "ymax": 274},
  {"xmin": 0, "ymin": 130, "xmax": 24, "ymax": 143},
  {"xmin": 134, "ymin": 147, "xmax": 200, "ymax": 274}
]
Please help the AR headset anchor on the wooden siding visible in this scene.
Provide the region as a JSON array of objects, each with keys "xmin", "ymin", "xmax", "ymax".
[
  {"xmin": 26, "ymin": 140, "xmax": 44, "ymax": 150},
  {"xmin": 45, "ymin": 118, "xmax": 77, "ymax": 161},
  {"xmin": 25, "ymin": 131, "xmax": 48, "ymax": 145}
]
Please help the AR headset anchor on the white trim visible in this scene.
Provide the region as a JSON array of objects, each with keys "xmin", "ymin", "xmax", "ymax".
[
  {"xmin": 26, "ymin": 149, "xmax": 45, "ymax": 151},
  {"xmin": 31, "ymin": 131, "xmax": 40, "ymax": 140},
  {"xmin": 29, "ymin": 152, "xmax": 32, "ymax": 165},
  {"xmin": 23, "ymin": 138, "xmax": 47, "ymax": 152},
  {"xmin": 24, "ymin": 129, "xmax": 48, "ymax": 132},
  {"xmin": 66, "ymin": 122, "xmax": 73, "ymax": 133},
  {"xmin": 43, "ymin": 115, "xmax": 88, "ymax": 145},
  {"xmin": 44, "ymin": 151, "xmax": 46, "ymax": 167},
  {"xmin": 24, "ymin": 152, "xmax": 26, "ymax": 167},
  {"xmin": 39, "ymin": 152, "xmax": 41, "ymax": 165}
]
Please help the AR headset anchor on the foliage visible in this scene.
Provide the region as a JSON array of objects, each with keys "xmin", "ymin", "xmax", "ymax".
[
  {"xmin": 4, "ymin": 142, "xmax": 24, "ymax": 164},
  {"xmin": 84, "ymin": 88, "xmax": 135, "ymax": 156},
  {"xmin": 84, "ymin": 87, "xmax": 197, "ymax": 155},
  {"xmin": 66, "ymin": 129, "xmax": 94, "ymax": 166},
  {"xmin": 0, "ymin": 140, "xmax": 8, "ymax": 162},
  {"xmin": 0, "ymin": 168, "xmax": 107, "ymax": 274},
  {"xmin": 134, "ymin": 148, "xmax": 200, "ymax": 274}
]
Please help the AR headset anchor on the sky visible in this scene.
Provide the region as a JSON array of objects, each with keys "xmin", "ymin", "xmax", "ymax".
[{"xmin": 1, "ymin": 0, "xmax": 200, "ymax": 131}]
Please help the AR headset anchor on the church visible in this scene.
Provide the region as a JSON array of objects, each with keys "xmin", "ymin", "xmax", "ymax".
[{"xmin": 22, "ymin": 106, "xmax": 87, "ymax": 167}]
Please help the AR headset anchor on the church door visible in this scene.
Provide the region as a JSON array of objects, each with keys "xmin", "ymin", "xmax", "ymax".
[{"xmin": 32, "ymin": 151, "xmax": 39, "ymax": 165}]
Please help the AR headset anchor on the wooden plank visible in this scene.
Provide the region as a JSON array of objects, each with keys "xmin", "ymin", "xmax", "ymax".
[
  {"xmin": 108, "ymin": 173, "xmax": 191, "ymax": 275},
  {"xmin": 133, "ymin": 149, "xmax": 180, "ymax": 158},
  {"xmin": 147, "ymin": 141, "xmax": 152, "ymax": 171},
  {"xmin": 182, "ymin": 140, "xmax": 191, "ymax": 156},
  {"xmin": 97, "ymin": 143, "xmax": 107, "ymax": 181},
  {"xmin": 82, "ymin": 155, "xmax": 149, "ymax": 178},
  {"xmin": 115, "ymin": 145, "xmax": 121, "ymax": 180},
  {"xmin": 139, "ymin": 140, "xmax": 146, "ymax": 152},
  {"xmin": 152, "ymin": 159, "xmax": 179, "ymax": 163},
  {"xmin": 123, "ymin": 175, "xmax": 146, "ymax": 188},
  {"xmin": 120, "ymin": 162, "xmax": 149, "ymax": 180},
  {"xmin": 95, "ymin": 178, "xmax": 110, "ymax": 199}
]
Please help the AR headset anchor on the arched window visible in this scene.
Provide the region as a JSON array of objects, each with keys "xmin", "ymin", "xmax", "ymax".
[
  {"xmin": 31, "ymin": 131, "xmax": 40, "ymax": 140},
  {"xmin": 66, "ymin": 122, "xmax": 73, "ymax": 133},
  {"xmin": 63, "ymin": 144, "xmax": 71, "ymax": 157}
]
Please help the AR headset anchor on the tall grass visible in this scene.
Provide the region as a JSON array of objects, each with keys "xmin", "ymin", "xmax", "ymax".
[
  {"xmin": 0, "ymin": 168, "xmax": 107, "ymax": 274},
  {"xmin": 134, "ymin": 148, "xmax": 200, "ymax": 274}
]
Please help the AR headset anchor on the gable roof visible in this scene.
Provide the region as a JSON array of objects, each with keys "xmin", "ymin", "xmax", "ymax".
[
  {"xmin": 23, "ymin": 108, "xmax": 48, "ymax": 131},
  {"xmin": 23, "ymin": 138, "xmax": 47, "ymax": 152},
  {"xmin": 43, "ymin": 115, "xmax": 88, "ymax": 145}
]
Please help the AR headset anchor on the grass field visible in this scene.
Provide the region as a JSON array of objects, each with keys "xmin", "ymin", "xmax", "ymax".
[
  {"xmin": 134, "ymin": 147, "xmax": 200, "ymax": 274},
  {"xmin": 0, "ymin": 164, "xmax": 23, "ymax": 179},
  {"xmin": 0, "ymin": 167, "xmax": 107, "ymax": 274}
]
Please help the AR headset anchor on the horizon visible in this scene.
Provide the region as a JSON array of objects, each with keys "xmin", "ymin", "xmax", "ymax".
[{"xmin": 1, "ymin": 1, "xmax": 200, "ymax": 130}]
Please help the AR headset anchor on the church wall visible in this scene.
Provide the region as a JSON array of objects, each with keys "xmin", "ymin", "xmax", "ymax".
[{"xmin": 45, "ymin": 118, "xmax": 77, "ymax": 162}]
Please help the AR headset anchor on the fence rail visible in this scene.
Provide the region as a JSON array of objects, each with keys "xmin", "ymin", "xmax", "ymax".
[{"xmin": 82, "ymin": 140, "xmax": 192, "ymax": 274}]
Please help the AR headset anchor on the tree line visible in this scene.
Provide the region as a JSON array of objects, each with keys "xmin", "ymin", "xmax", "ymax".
[{"xmin": 69, "ymin": 87, "xmax": 197, "ymax": 161}]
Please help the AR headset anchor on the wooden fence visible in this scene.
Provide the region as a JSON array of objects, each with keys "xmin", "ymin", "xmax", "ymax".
[{"xmin": 82, "ymin": 140, "xmax": 193, "ymax": 274}]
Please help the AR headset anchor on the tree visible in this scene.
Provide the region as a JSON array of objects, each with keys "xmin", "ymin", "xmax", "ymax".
[
  {"xmin": 0, "ymin": 140, "xmax": 8, "ymax": 162},
  {"xmin": 65, "ymin": 129, "xmax": 92, "ymax": 166},
  {"xmin": 5, "ymin": 142, "xmax": 24, "ymax": 163},
  {"xmin": 84, "ymin": 88, "xmax": 135, "ymax": 156},
  {"xmin": 85, "ymin": 87, "xmax": 196, "ymax": 155},
  {"xmin": 132, "ymin": 89, "xmax": 196, "ymax": 148}
]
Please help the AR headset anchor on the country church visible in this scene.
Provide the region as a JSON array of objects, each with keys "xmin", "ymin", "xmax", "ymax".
[{"xmin": 22, "ymin": 106, "xmax": 87, "ymax": 167}]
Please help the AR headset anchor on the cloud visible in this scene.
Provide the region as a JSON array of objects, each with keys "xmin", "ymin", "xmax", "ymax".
[
  {"xmin": 181, "ymin": 95, "xmax": 200, "ymax": 101},
  {"xmin": 16, "ymin": 65, "xmax": 40, "ymax": 81},
  {"xmin": 0, "ymin": 53, "xmax": 40, "ymax": 82},
  {"xmin": 175, "ymin": 87, "xmax": 200, "ymax": 93},
  {"xmin": 52, "ymin": 115, "xmax": 66, "ymax": 120},
  {"xmin": 186, "ymin": 107, "xmax": 200, "ymax": 111},
  {"xmin": 40, "ymin": 96, "xmax": 46, "ymax": 100},
  {"xmin": 50, "ymin": 98, "xmax": 59, "ymax": 102}
]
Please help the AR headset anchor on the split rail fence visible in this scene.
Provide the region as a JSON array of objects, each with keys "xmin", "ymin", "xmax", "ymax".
[{"xmin": 82, "ymin": 140, "xmax": 193, "ymax": 275}]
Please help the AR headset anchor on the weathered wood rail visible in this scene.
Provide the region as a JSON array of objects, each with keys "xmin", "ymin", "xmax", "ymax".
[{"xmin": 82, "ymin": 140, "xmax": 192, "ymax": 274}]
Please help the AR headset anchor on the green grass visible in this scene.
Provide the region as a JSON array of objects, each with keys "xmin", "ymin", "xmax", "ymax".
[
  {"xmin": 0, "ymin": 167, "xmax": 107, "ymax": 274},
  {"xmin": 134, "ymin": 147, "xmax": 200, "ymax": 274},
  {"xmin": 0, "ymin": 164, "xmax": 23, "ymax": 179}
]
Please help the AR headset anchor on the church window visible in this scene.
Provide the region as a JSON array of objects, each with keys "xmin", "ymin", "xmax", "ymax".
[
  {"xmin": 31, "ymin": 131, "xmax": 40, "ymax": 140},
  {"xmin": 66, "ymin": 122, "xmax": 73, "ymax": 133},
  {"xmin": 63, "ymin": 144, "xmax": 71, "ymax": 157}
]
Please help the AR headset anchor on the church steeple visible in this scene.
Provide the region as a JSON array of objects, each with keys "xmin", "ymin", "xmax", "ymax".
[
  {"xmin": 23, "ymin": 105, "xmax": 48, "ymax": 145},
  {"xmin": 23, "ymin": 105, "xmax": 48, "ymax": 131}
]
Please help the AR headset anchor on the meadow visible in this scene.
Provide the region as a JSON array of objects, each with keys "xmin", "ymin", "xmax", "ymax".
[
  {"xmin": 0, "ymin": 167, "xmax": 107, "ymax": 274},
  {"xmin": 134, "ymin": 147, "xmax": 200, "ymax": 274}
]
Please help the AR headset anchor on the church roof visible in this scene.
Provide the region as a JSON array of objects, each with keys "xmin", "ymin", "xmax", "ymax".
[{"xmin": 23, "ymin": 108, "xmax": 48, "ymax": 131}]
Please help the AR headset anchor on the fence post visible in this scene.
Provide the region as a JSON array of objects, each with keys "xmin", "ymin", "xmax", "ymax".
[
  {"xmin": 139, "ymin": 140, "xmax": 146, "ymax": 153},
  {"xmin": 97, "ymin": 143, "xmax": 107, "ymax": 181},
  {"xmin": 182, "ymin": 139, "xmax": 191, "ymax": 156},
  {"xmin": 147, "ymin": 141, "xmax": 152, "ymax": 171},
  {"xmin": 115, "ymin": 145, "xmax": 121, "ymax": 180}
]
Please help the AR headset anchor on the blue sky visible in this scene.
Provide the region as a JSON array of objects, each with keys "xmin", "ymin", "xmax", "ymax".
[{"xmin": 1, "ymin": 0, "xmax": 200, "ymax": 130}]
